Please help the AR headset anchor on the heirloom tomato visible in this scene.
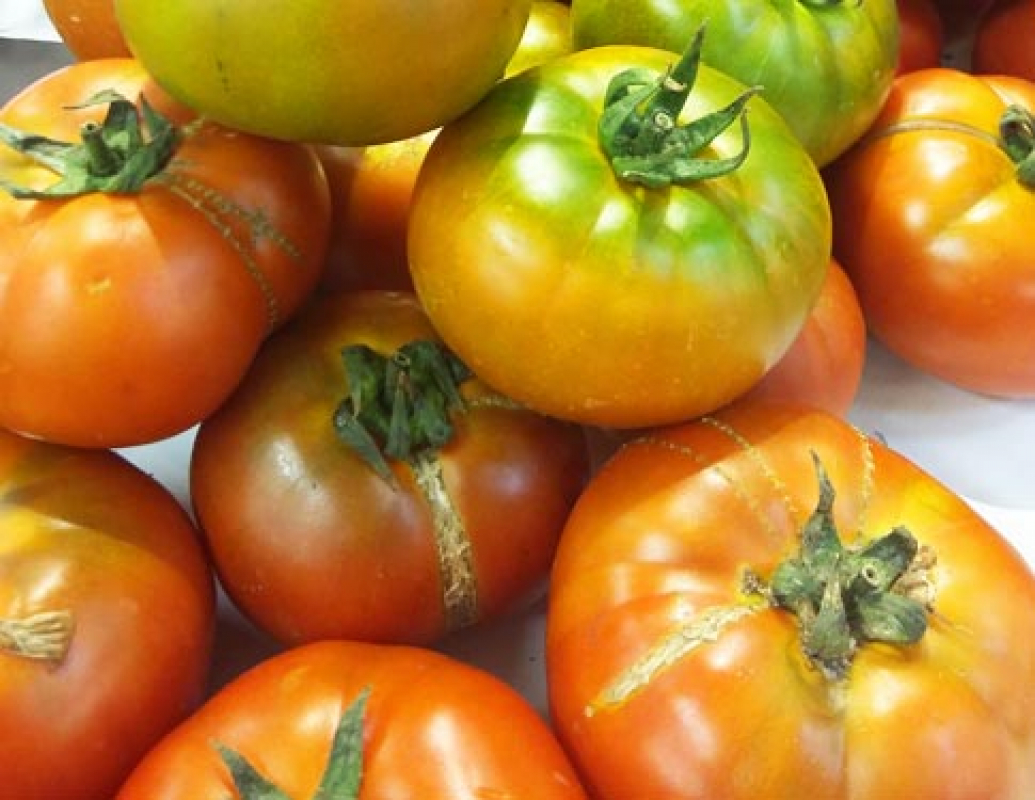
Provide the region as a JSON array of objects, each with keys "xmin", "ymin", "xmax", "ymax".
[
  {"xmin": 117, "ymin": 640, "xmax": 587, "ymax": 799},
  {"xmin": 547, "ymin": 402, "xmax": 1035, "ymax": 799},
  {"xmin": 896, "ymin": 0, "xmax": 944, "ymax": 74},
  {"xmin": 0, "ymin": 59, "xmax": 330, "ymax": 448},
  {"xmin": 825, "ymin": 69, "xmax": 1035, "ymax": 397},
  {"xmin": 114, "ymin": 0, "xmax": 532, "ymax": 146},
  {"xmin": 190, "ymin": 290, "xmax": 589, "ymax": 647},
  {"xmin": 972, "ymin": 0, "xmax": 1035, "ymax": 81},
  {"xmin": 409, "ymin": 37, "xmax": 831, "ymax": 429},
  {"xmin": 569, "ymin": 0, "xmax": 899, "ymax": 167},
  {"xmin": 0, "ymin": 427, "xmax": 215, "ymax": 800},
  {"xmin": 42, "ymin": 0, "xmax": 131, "ymax": 60}
]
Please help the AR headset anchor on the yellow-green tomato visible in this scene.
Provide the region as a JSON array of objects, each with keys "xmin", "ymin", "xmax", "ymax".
[{"xmin": 114, "ymin": 0, "xmax": 533, "ymax": 145}]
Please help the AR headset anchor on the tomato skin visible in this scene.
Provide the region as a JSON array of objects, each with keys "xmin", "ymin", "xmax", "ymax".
[
  {"xmin": 547, "ymin": 402, "xmax": 1035, "ymax": 798},
  {"xmin": 569, "ymin": 0, "xmax": 899, "ymax": 167},
  {"xmin": 42, "ymin": 0, "xmax": 132, "ymax": 59},
  {"xmin": 409, "ymin": 45, "xmax": 831, "ymax": 429},
  {"xmin": 0, "ymin": 59, "xmax": 330, "ymax": 448},
  {"xmin": 972, "ymin": 0, "xmax": 1035, "ymax": 81},
  {"xmin": 825, "ymin": 69, "xmax": 1035, "ymax": 397},
  {"xmin": 114, "ymin": 0, "xmax": 533, "ymax": 146},
  {"xmin": 117, "ymin": 640, "xmax": 587, "ymax": 799},
  {"xmin": 190, "ymin": 290, "xmax": 590, "ymax": 646},
  {"xmin": 0, "ymin": 427, "xmax": 215, "ymax": 800},
  {"xmin": 742, "ymin": 259, "xmax": 867, "ymax": 417},
  {"xmin": 895, "ymin": 0, "xmax": 945, "ymax": 75}
]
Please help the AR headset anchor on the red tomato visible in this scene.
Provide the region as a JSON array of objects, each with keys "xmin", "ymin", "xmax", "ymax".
[
  {"xmin": 547, "ymin": 402, "xmax": 1035, "ymax": 798},
  {"xmin": 972, "ymin": 0, "xmax": 1035, "ymax": 81},
  {"xmin": 0, "ymin": 427, "xmax": 215, "ymax": 800},
  {"xmin": 825, "ymin": 68, "xmax": 1035, "ymax": 397},
  {"xmin": 42, "ymin": 0, "xmax": 132, "ymax": 60},
  {"xmin": 190, "ymin": 290, "xmax": 590, "ymax": 646},
  {"xmin": 0, "ymin": 59, "xmax": 330, "ymax": 447},
  {"xmin": 896, "ymin": 0, "xmax": 945, "ymax": 74},
  {"xmin": 116, "ymin": 640, "xmax": 588, "ymax": 799}
]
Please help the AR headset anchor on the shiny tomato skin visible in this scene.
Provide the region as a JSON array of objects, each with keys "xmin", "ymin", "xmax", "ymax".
[
  {"xmin": 189, "ymin": 290, "xmax": 590, "ymax": 647},
  {"xmin": 570, "ymin": 0, "xmax": 900, "ymax": 167},
  {"xmin": 0, "ymin": 428, "xmax": 215, "ymax": 800},
  {"xmin": 972, "ymin": 0, "xmax": 1035, "ymax": 81},
  {"xmin": 409, "ymin": 46, "xmax": 831, "ymax": 429},
  {"xmin": 896, "ymin": 0, "xmax": 945, "ymax": 74},
  {"xmin": 825, "ymin": 69, "xmax": 1035, "ymax": 397},
  {"xmin": 0, "ymin": 59, "xmax": 330, "ymax": 448},
  {"xmin": 116, "ymin": 640, "xmax": 588, "ymax": 799},
  {"xmin": 114, "ymin": 0, "xmax": 533, "ymax": 146},
  {"xmin": 742, "ymin": 259, "xmax": 867, "ymax": 417},
  {"xmin": 42, "ymin": 0, "xmax": 132, "ymax": 59},
  {"xmin": 546, "ymin": 402, "xmax": 1035, "ymax": 798}
]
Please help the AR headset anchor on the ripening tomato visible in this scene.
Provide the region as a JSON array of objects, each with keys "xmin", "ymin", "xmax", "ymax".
[
  {"xmin": 0, "ymin": 427, "xmax": 215, "ymax": 800},
  {"xmin": 409, "ymin": 39, "xmax": 831, "ymax": 429},
  {"xmin": 189, "ymin": 290, "xmax": 590, "ymax": 647},
  {"xmin": 116, "ymin": 640, "xmax": 588, "ymax": 799},
  {"xmin": 569, "ymin": 0, "xmax": 900, "ymax": 167},
  {"xmin": 547, "ymin": 401, "xmax": 1035, "ymax": 798},
  {"xmin": 114, "ymin": 0, "xmax": 533, "ymax": 145},
  {"xmin": 0, "ymin": 59, "xmax": 330, "ymax": 447},
  {"xmin": 896, "ymin": 0, "xmax": 945, "ymax": 74},
  {"xmin": 972, "ymin": 0, "xmax": 1035, "ymax": 81},
  {"xmin": 825, "ymin": 68, "xmax": 1035, "ymax": 397},
  {"xmin": 42, "ymin": 0, "xmax": 131, "ymax": 59}
]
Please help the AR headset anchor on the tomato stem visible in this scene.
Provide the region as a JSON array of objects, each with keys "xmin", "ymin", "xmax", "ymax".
[
  {"xmin": 999, "ymin": 105, "xmax": 1035, "ymax": 188},
  {"xmin": 766, "ymin": 453, "xmax": 930, "ymax": 680},
  {"xmin": 597, "ymin": 25, "xmax": 760, "ymax": 188},
  {"xmin": 0, "ymin": 90, "xmax": 181, "ymax": 198}
]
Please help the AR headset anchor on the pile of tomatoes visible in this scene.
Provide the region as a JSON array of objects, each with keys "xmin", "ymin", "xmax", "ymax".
[{"xmin": 2, "ymin": 0, "xmax": 1034, "ymax": 797}]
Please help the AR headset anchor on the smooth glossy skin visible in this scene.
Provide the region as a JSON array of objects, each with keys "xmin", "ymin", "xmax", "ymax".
[
  {"xmin": 547, "ymin": 402, "xmax": 1035, "ymax": 799},
  {"xmin": 114, "ymin": 0, "xmax": 533, "ymax": 145},
  {"xmin": 116, "ymin": 640, "xmax": 589, "ymax": 799},
  {"xmin": 409, "ymin": 45, "xmax": 831, "ymax": 429},
  {"xmin": 895, "ymin": 0, "xmax": 944, "ymax": 75},
  {"xmin": 0, "ymin": 428, "xmax": 215, "ymax": 800},
  {"xmin": 42, "ymin": 0, "xmax": 131, "ymax": 59},
  {"xmin": 825, "ymin": 70, "xmax": 1035, "ymax": 397},
  {"xmin": 570, "ymin": 0, "xmax": 900, "ymax": 167},
  {"xmin": 972, "ymin": 0, "xmax": 1035, "ymax": 81},
  {"xmin": 190, "ymin": 290, "xmax": 590, "ymax": 646},
  {"xmin": 0, "ymin": 59, "xmax": 330, "ymax": 447}
]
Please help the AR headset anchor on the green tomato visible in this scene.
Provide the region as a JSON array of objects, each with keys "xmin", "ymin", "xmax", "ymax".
[
  {"xmin": 114, "ymin": 0, "xmax": 532, "ymax": 145},
  {"xmin": 408, "ymin": 37, "xmax": 832, "ymax": 428},
  {"xmin": 570, "ymin": 0, "xmax": 899, "ymax": 167}
]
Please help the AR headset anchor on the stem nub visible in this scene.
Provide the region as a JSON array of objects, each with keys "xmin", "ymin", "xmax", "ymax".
[
  {"xmin": 999, "ymin": 104, "xmax": 1035, "ymax": 188},
  {"xmin": 0, "ymin": 610, "xmax": 75, "ymax": 664}
]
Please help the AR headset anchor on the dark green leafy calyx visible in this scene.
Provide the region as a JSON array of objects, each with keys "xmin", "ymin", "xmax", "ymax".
[
  {"xmin": 333, "ymin": 340, "xmax": 473, "ymax": 485},
  {"xmin": 0, "ymin": 90, "xmax": 181, "ymax": 199},
  {"xmin": 597, "ymin": 25, "xmax": 760, "ymax": 189},
  {"xmin": 767, "ymin": 453, "xmax": 931, "ymax": 681},
  {"xmin": 216, "ymin": 687, "xmax": 368, "ymax": 800},
  {"xmin": 999, "ymin": 104, "xmax": 1035, "ymax": 188}
]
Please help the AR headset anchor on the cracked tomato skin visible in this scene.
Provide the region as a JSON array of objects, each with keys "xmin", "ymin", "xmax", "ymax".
[
  {"xmin": 0, "ymin": 59, "xmax": 330, "ymax": 448},
  {"xmin": 408, "ymin": 45, "xmax": 830, "ymax": 429},
  {"xmin": 546, "ymin": 401, "xmax": 1035, "ymax": 799},
  {"xmin": 0, "ymin": 427, "xmax": 215, "ymax": 800},
  {"xmin": 116, "ymin": 640, "xmax": 589, "ymax": 800}
]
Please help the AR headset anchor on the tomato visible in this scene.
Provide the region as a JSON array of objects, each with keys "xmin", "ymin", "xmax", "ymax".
[
  {"xmin": 409, "ymin": 39, "xmax": 831, "ymax": 429},
  {"xmin": 546, "ymin": 401, "xmax": 1035, "ymax": 798},
  {"xmin": 0, "ymin": 427, "xmax": 215, "ymax": 800},
  {"xmin": 42, "ymin": 0, "xmax": 131, "ymax": 60},
  {"xmin": 189, "ymin": 290, "xmax": 589, "ymax": 647},
  {"xmin": 114, "ymin": 0, "xmax": 533, "ymax": 146},
  {"xmin": 0, "ymin": 59, "xmax": 330, "ymax": 448},
  {"xmin": 742, "ymin": 259, "xmax": 867, "ymax": 417},
  {"xmin": 569, "ymin": 0, "xmax": 899, "ymax": 167},
  {"xmin": 315, "ymin": 0, "xmax": 573, "ymax": 294},
  {"xmin": 972, "ymin": 0, "xmax": 1035, "ymax": 81},
  {"xmin": 825, "ymin": 68, "xmax": 1035, "ymax": 397},
  {"xmin": 117, "ymin": 640, "xmax": 587, "ymax": 799},
  {"xmin": 896, "ymin": 0, "xmax": 945, "ymax": 75}
]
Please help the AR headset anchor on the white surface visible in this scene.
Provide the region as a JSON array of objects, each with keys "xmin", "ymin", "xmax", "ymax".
[{"xmin": 0, "ymin": 0, "xmax": 58, "ymax": 41}]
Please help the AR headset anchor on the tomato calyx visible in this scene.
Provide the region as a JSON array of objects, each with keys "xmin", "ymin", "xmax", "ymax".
[
  {"xmin": 597, "ymin": 26, "xmax": 760, "ymax": 189},
  {"xmin": 766, "ymin": 453, "xmax": 931, "ymax": 681},
  {"xmin": 333, "ymin": 340, "xmax": 473, "ymax": 485},
  {"xmin": 0, "ymin": 90, "xmax": 181, "ymax": 198},
  {"xmin": 216, "ymin": 687, "xmax": 368, "ymax": 800},
  {"xmin": 0, "ymin": 609, "xmax": 74, "ymax": 664},
  {"xmin": 999, "ymin": 104, "xmax": 1035, "ymax": 188}
]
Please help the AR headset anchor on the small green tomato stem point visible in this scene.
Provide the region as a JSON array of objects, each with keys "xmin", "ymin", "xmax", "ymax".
[{"xmin": 999, "ymin": 104, "xmax": 1035, "ymax": 188}]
